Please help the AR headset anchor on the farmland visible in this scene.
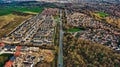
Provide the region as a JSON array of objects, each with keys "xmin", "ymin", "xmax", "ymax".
[
  {"xmin": 0, "ymin": 6, "xmax": 44, "ymax": 16},
  {"xmin": 0, "ymin": 13, "xmax": 33, "ymax": 37}
]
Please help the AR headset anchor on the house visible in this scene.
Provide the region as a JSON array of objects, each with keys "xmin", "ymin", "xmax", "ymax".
[{"xmin": 5, "ymin": 61, "xmax": 13, "ymax": 67}]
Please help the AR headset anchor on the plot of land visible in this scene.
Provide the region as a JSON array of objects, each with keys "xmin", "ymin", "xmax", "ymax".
[{"xmin": 0, "ymin": 14, "xmax": 32, "ymax": 37}]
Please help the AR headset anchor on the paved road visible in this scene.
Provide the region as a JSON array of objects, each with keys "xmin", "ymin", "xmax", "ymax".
[
  {"xmin": 58, "ymin": 9, "xmax": 63, "ymax": 67},
  {"xmin": 0, "ymin": 49, "xmax": 14, "ymax": 55}
]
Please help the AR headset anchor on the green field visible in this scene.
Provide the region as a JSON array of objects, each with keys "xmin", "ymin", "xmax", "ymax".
[
  {"xmin": 96, "ymin": 12, "xmax": 109, "ymax": 18},
  {"xmin": 0, "ymin": 6, "xmax": 47, "ymax": 16},
  {"xmin": 0, "ymin": 54, "xmax": 13, "ymax": 67},
  {"xmin": 67, "ymin": 28, "xmax": 82, "ymax": 32}
]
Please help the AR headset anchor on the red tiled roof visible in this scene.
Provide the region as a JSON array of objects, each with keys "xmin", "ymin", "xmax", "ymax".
[
  {"xmin": 16, "ymin": 46, "xmax": 22, "ymax": 51},
  {"xmin": 14, "ymin": 51, "xmax": 21, "ymax": 56},
  {"xmin": 5, "ymin": 61, "xmax": 13, "ymax": 67},
  {"xmin": 0, "ymin": 42, "xmax": 5, "ymax": 47}
]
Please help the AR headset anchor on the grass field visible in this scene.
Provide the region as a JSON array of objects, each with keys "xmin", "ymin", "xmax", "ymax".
[
  {"xmin": 96, "ymin": 12, "xmax": 109, "ymax": 18},
  {"xmin": 0, "ymin": 54, "xmax": 13, "ymax": 67},
  {"xmin": 0, "ymin": 6, "xmax": 45, "ymax": 16},
  {"xmin": 67, "ymin": 28, "xmax": 82, "ymax": 32}
]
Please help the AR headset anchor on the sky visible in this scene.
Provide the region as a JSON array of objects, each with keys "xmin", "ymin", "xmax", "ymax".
[{"xmin": 0, "ymin": 0, "xmax": 119, "ymax": 3}]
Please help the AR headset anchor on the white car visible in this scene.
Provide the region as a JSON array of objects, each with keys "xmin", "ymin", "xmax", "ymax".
[{"xmin": 116, "ymin": 48, "xmax": 120, "ymax": 51}]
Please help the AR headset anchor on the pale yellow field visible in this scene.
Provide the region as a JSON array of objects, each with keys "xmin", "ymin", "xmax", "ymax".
[
  {"xmin": 0, "ymin": 14, "xmax": 32, "ymax": 37},
  {"xmin": 23, "ymin": 11, "xmax": 38, "ymax": 15},
  {"xmin": 0, "ymin": 14, "xmax": 15, "ymax": 28}
]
